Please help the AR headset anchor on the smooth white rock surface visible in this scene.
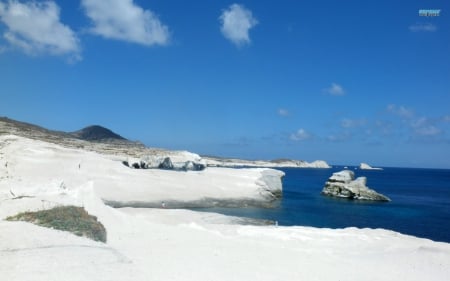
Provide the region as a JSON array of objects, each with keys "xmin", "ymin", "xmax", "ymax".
[{"xmin": 0, "ymin": 135, "xmax": 283, "ymax": 207}]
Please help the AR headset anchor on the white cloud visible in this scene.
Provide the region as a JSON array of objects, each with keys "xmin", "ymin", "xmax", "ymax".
[
  {"xmin": 375, "ymin": 120, "xmax": 394, "ymax": 136},
  {"xmin": 290, "ymin": 129, "xmax": 311, "ymax": 141},
  {"xmin": 387, "ymin": 104, "xmax": 414, "ymax": 119},
  {"xmin": 325, "ymin": 83, "xmax": 345, "ymax": 96},
  {"xmin": 219, "ymin": 3, "xmax": 258, "ymax": 46},
  {"xmin": 385, "ymin": 106, "xmax": 446, "ymax": 140},
  {"xmin": 81, "ymin": 0, "xmax": 170, "ymax": 46},
  {"xmin": 0, "ymin": 0, "xmax": 81, "ymax": 61},
  {"xmin": 414, "ymin": 125, "xmax": 441, "ymax": 137},
  {"xmin": 411, "ymin": 117, "xmax": 442, "ymax": 137},
  {"xmin": 409, "ymin": 23, "xmax": 437, "ymax": 32},
  {"xmin": 411, "ymin": 117, "xmax": 428, "ymax": 128},
  {"xmin": 340, "ymin": 118, "xmax": 366, "ymax": 128},
  {"xmin": 326, "ymin": 132, "xmax": 351, "ymax": 142},
  {"xmin": 277, "ymin": 108, "xmax": 290, "ymax": 117}
]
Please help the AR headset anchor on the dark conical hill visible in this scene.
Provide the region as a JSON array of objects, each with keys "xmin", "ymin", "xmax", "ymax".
[{"xmin": 71, "ymin": 125, "xmax": 127, "ymax": 141}]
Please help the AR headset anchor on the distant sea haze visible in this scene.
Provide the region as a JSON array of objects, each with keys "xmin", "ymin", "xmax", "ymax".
[{"xmin": 198, "ymin": 166, "xmax": 450, "ymax": 243}]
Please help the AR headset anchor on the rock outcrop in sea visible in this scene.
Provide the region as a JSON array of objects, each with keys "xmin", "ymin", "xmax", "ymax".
[
  {"xmin": 360, "ymin": 163, "xmax": 383, "ymax": 170},
  {"xmin": 321, "ymin": 170, "xmax": 390, "ymax": 201}
]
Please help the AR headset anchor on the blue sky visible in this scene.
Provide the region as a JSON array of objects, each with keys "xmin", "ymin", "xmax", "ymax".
[{"xmin": 0, "ymin": 0, "xmax": 449, "ymax": 168}]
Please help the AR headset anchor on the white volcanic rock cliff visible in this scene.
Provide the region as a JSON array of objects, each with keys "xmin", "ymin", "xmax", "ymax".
[
  {"xmin": 0, "ymin": 135, "xmax": 283, "ymax": 208},
  {"xmin": 205, "ymin": 157, "xmax": 331, "ymax": 168},
  {"xmin": 322, "ymin": 170, "xmax": 390, "ymax": 201}
]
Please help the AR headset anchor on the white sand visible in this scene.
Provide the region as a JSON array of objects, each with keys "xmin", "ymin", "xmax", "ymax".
[{"xmin": 1, "ymin": 135, "xmax": 449, "ymax": 281}]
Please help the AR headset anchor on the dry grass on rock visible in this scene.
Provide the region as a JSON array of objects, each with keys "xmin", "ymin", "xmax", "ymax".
[{"xmin": 6, "ymin": 206, "xmax": 107, "ymax": 242}]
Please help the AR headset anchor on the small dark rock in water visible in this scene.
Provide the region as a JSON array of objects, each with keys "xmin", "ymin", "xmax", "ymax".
[
  {"xmin": 132, "ymin": 162, "xmax": 140, "ymax": 169},
  {"xmin": 321, "ymin": 170, "xmax": 390, "ymax": 202},
  {"xmin": 159, "ymin": 157, "xmax": 174, "ymax": 170},
  {"xmin": 122, "ymin": 161, "xmax": 129, "ymax": 167},
  {"xmin": 140, "ymin": 161, "xmax": 148, "ymax": 169}
]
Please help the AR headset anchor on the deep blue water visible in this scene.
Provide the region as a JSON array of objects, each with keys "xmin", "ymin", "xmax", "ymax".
[{"xmin": 198, "ymin": 166, "xmax": 450, "ymax": 243}]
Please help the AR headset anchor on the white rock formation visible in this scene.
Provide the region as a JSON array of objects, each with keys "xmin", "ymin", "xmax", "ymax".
[
  {"xmin": 204, "ymin": 157, "xmax": 330, "ymax": 168},
  {"xmin": 308, "ymin": 160, "xmax": 331, "ymax": 168},
  {"xmin": 322, "ymin": 170, "xmax": 390, "ymax": 201},
  {"xmin": 0, "ymin": 135, "xmax": 283, "ymax": 208},
  {"xmin": 360, "ymin": 162, "xmax": 383, "ymax": 170}
]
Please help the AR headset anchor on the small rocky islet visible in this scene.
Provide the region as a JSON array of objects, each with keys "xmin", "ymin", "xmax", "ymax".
[{"xmin": 322, "ymin": 170, "xmax": 390, "ymax": 202}]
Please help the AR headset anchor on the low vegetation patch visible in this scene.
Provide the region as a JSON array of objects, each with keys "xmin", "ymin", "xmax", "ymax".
[{"xmin": 6, "ymin": 206, "xmax": 107, "ymax": 242}]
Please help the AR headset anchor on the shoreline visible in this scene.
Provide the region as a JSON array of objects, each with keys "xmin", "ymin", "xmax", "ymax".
[{"xmin": 1, "ymin": 134, "xmax": 450, "ymax": 280}]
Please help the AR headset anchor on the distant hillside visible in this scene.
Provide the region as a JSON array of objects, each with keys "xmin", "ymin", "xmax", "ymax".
[
  {"xmin": 0, "ymin": 117, "xmax": 127, "ymax": 142},
  {"xmin": 71, "ymin": 125, "xmax": 127, "ymax": 141},
  {"xmin": 0, "ymin": 117, "xmax": 70, "ymax": 138},
  {"xmin": 0, "ymin": 117, "xmax": 160, "ymax": 157},
  {"xmin": 0, "ymin": 116, "xmax": 149, "ymax": 156}
]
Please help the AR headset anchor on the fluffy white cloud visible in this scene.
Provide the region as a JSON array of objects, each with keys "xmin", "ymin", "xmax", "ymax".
[
  {"xmin": 277, "ymin": 108, "xmax": 290, "ymax": 117},
  {"xmin": 81, "ymin": 0, "xmax": 170, "ymax": 46},
  {"xmin": 0, "ymin": 0, "xmax": 81, "ymax": 60},
  {"xmin": 219, "ymin": 3, "xmax": 258, "ymax": 46},
  {"xmin": 290, "ymin": 129, "xmax": 311, "ymax": 141},
  {"xmin": 325, "ymin": 83, "xmax": 345, "ymax": 96},
  {"xmin": 409, "ymin": 23, "xmax": 437, "ymax": 32}
]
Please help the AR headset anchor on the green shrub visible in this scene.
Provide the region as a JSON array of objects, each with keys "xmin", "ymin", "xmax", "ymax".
[{"xmin": 6, "ymin": 206, "xmax": 107, "ymax": 242}]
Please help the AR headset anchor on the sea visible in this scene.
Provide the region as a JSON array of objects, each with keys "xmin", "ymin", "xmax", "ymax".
[{"xmin": 197, "ymin": 166, "xmax": 450, "ymax": 243}]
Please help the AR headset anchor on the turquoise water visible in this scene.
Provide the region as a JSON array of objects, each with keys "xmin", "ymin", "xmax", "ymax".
[{"xmin": 198, "ymin": 167, "xmax": 450, "ymax": 243}]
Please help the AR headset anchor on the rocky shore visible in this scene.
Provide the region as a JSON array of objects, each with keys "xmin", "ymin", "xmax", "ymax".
[{"xmin": 1, "ymin": 118, "xmax": 449, "ymax": 281}]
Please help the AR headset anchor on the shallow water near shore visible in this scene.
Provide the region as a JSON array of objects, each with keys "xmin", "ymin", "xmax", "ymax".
[{"xmin": 196, "ymin": 166, "xmax": 450, "ymax": 243}]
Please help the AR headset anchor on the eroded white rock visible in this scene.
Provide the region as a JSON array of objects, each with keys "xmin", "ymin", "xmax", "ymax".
[
  {"xmin": 360, "ymin": 163, "xmax": 383, "ymax": 170},
  {"xmin": 322, "ymin": 170, "xmax": 390, "ymax": 201}
]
